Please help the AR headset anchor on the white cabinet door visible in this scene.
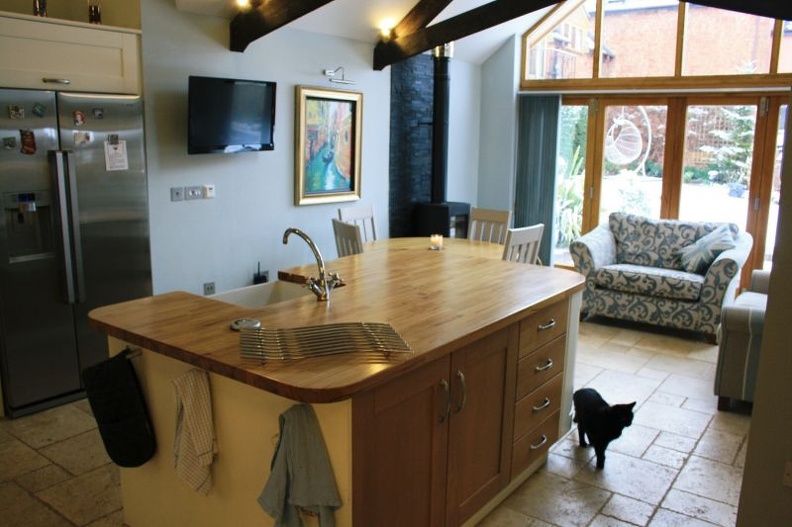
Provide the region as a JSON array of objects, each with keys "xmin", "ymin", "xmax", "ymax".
[{"xmin": 0, "ymin": 15, "xmax": 140, "ymax": 94}]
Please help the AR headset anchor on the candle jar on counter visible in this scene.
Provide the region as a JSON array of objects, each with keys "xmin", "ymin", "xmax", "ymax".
[{"xmin": 88, "ymin": 0, "xmax": 102, "ymax": 24}]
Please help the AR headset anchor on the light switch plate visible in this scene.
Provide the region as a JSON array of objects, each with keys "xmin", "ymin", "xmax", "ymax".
[
  {"xmin": 185, "ymin": 186, "xmax": 203, "ymax": 200},
  {"xmin": 170, "ymin": 186, "xmax": 184, "ymax": 201}
]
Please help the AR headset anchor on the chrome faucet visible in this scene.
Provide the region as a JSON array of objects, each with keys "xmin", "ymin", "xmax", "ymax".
[{"xmin": 282, "ymin": 227, "xmax": 343, "ymax": 301}]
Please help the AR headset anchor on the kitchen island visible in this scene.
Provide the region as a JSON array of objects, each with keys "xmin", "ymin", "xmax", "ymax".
[{"xmin": 89, "ymin": 237, "xmax": 584, "ymax": 527}]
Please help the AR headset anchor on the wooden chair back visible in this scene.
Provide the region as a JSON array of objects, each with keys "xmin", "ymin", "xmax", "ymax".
[
  {"xmin": 332, "ymin": 218, "xmax": 364, "ymax": 257},
  {"xmin": 338, "ymin": 205, "xmax": 377, "ymax": 242},
  {"xmin": 502, "ymin": 224, "xmax": 545, "ymax": 264},
  {"xmin": 468, "ymin": 207, "xmax": 512, "ymax": 244}
]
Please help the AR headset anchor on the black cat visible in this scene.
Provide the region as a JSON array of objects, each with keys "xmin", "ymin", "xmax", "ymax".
[{"xmin": 573, "ymin": 388, "xmax": 636, "ymax": 469}]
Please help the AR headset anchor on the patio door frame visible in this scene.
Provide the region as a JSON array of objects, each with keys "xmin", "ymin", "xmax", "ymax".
[{"xmin": 564, "ymin": 92, "xmax": 788, "ymax": 286}]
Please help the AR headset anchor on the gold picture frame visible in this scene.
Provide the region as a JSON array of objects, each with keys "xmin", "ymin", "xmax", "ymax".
[{"xmin": 295, "ymin": 86, "xmax": 363, "ymax": 205}]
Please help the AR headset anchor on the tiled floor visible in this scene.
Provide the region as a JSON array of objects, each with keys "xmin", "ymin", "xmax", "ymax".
[
  {"xmin": 480, "ymin": 319, "xmax": 751, "ymax": 527},
  {"xmin": 0, "ymin": 319, "xmax": 750, "ymax": 527}
]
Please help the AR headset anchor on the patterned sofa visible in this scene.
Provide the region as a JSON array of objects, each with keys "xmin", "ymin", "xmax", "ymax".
[{"xmin": 570, "ymin": 213, "xmax": 753, "ymax": 342}]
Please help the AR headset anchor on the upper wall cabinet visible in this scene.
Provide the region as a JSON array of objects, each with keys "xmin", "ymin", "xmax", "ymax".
[{"xmin": 0, "ymin": 12, "xmax": 141, "ymax": 94}]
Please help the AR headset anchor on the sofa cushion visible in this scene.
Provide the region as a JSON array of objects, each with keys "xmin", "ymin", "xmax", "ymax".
[
  {"xmin": 609, "ymin": 212, "xmax": 738, "ymax": 271},
  {"xmin": 678, "ymin": 224, "xmax": 736, "ymax": 274},
  {"xmin": 591, "ymin": 263, "xmax": 704, "ymax": 301}
]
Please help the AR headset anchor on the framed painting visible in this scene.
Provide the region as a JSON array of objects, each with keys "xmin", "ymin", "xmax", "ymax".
[{"xmin": 295, "ymin": 86, "xmax": 363, "ymax": 205}]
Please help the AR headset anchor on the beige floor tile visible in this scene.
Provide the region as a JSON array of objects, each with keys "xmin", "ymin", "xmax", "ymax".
[
  {"xmin": 693, "ymin": 428, "xmax": 745, "ymax": 465},
  {"xmin": 582, "ymin": 369, "xmax": 661, "ymax": 406},
  {"xmin": 574, "ymin": 363, "xmax": 604, "ymax": 388},
  {"xmin": 661, "ymin": 488, "xmax": 738, "ymax": 527},
  {"xmin": 86, "ymin": 509, "xmax": 127, "ymax": 527},
  {"xmin": 588, "ymin": 514, "xmax": 636, "ymax": 527},
  {"xmin": 653, "ymin": 431, "xmax": 698, "ymax": 454},
  {"xmin": 641, "ymin": 354, "xmax": 714, "ymax": 380},
  {"xmin": 14, "ymin": 464, "xmax": 72, "ymax": 493},
  {"xmin": 37, "ymin": 464, "xmax": 122, "ymax": 526},
  {"xmin": 577, "ymin": 347, "xmax": 651, "ymax": 375},
  {"xmin": 647, "ymin": 391, "xmax": 686, "ymax": 408},
  {"xmin": 607, "ymin": 423, "xmax": 658, "ymax": 459},
  {"xmin": 708, "ymin": 410, "xmax": 751, "ymax": 437},
  {"xmin": 504, "ymin": 471, "xmax": 612, "ymax": 527},
  {"xmin": 601, "ymin": 493, "xmax": 655, "ymax": 526},
  {"xmin": 632, "ymin": 332, "xmax": 702, "ymax": 354},
  {"xmin": 658, "ymin": 373, "xmax": 716, "ymax": 402},
  {"xmin": 477, "ymin": 506, "xmax": 554, "ymax": 527},
  {"xmin": 649, "ymin": 508, "xmax": 724, "ymax": 526},
  {"xmin": 544, "ymin": 452, "xmax": 587, "ymax": 480},
  {"xmin": 40, "ymin": 429, "xmax": 111, "ymax": 476},
  {"xmin": 682, "ymin": 396, "xmax": 719, "ymax": 415},
  {"xmin": 0, "ymin": 439, "xmax": 51, "ymax": 482},
  {"xmin": 673, "ymin": 456, "xmax": 743, "ymax": 506},
  {"xmin": 642, "ymin": 444, "xmax": 689, "ymax": 469},
  {"xmin": 0, "ymin": 481, "xmax": 72, "ymax": 527},
  {"xmin": 633, "ymin": 401, "xmax": 712, "ymax": 439},
  {"xmin": 0, "ymin": 427, "xmax": 13, "ymax": 443},
  {"xmin": 1, "ymin": 404, "xmax": 97, "ymax": 449},
  {"xmin": 687, "ymin": 345, "xmax": 719, "ymax": 363},
  {"xmin": 550, "ymin": 436, "xmax": 597, "ymax": 465},
  {"xmin": 575, "ymin": 451, "xmax": 677, "ymax": 505},
  {"xmin": 633, "ymin": 366, "xmax": 670, "ymax": 382}
]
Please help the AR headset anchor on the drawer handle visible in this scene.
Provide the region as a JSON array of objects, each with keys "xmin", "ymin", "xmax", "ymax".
[
  {"xmin": 535, "ymin": 358, "xmax": 554, "ymax": 372},
  {"xmin": 455, "ymin": 370, "xmax": 467, "ymax": 413},
  {"xmin": 439, "ymin": 379, "xmax": 451, "ymax": 422},
  {"xmin": 538, "ymin": 319, "xmax": 556, "ymax": 331},
  {"xmin": 42, "ymin": 78, "xmax": 71, "ymax": 85},
  {"xmin": 533, "ymin": 398, "xmax": 551, "ymax": 412},
  {"xmin": 530, "ymin": 435, "xmax": 548, "ymax": 450}
]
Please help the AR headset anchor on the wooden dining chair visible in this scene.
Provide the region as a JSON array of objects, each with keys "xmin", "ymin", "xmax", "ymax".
[
  {"xmin": 468, "ymin": 207, "xmax": 512, "ymax": 244},
  {"xmin": 502, "ymin": 224, "xmax": 545, "ymax": 264},
  {"xmin": 338, "ymin": 204, "xmax": 377, "ymax": 242},
  {"xmin": 332, "ymin": 218, "xmax": 364, "ymax": 257}
]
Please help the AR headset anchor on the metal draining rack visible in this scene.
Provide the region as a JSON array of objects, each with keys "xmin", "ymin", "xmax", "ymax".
[{"xmin": 239, "ymin": 322, "xmax": 413, "ymax": 362}]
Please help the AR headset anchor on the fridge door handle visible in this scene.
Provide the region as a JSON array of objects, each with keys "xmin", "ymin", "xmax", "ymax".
[
  {"xmin": 64, "ymin": 151, "xmax": 86, "ymax": 303},
  {"xmin": 52, "ymin": 151, "xmax": 76, "ymax": 304}
]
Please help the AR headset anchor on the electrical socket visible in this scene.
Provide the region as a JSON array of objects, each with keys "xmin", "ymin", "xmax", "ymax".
[
  {"xmin": 170, "ymin": 186, "xmax": 184, "ymax": 201},
  {"xmin": 203, "ymin": 282, "xmax": 215, "ymax": 296},
  {"xmin": 185, "ymin": 186, "xmax": 203, "ymax": 200},
  {"xmin": 202, "ymin": 184, "xmax": 216, "ymax": 199}
]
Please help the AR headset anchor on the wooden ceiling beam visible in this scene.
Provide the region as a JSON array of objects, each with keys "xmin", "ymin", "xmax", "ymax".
[
  {"xmin": 230, "ymin": 0, "xmax": 334, "ymax": 52},
  {"xmin": 391, "ymin": 0, "xmax": 455, "ymax": 39},
  {"xmin": 687, "ymin": 0, "xmax": 792, "ymax": 21},
  {"xmin": 373, "ymin": 0, "xmax": 559, "ymax": 70}
]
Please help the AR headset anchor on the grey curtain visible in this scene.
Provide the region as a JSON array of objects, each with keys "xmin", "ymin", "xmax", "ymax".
[{"xmin": 514, "ymin": 95, "xmax": 561, "ymax": 265}]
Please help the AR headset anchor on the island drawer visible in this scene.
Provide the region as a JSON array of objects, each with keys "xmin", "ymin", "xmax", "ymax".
[
  {"xmin": 513, "ymin": 373, "xmax": 563, "ymax": 442},
  {"xmin": 516, "ymin": 336, "xmax": 566, "ymax": 399},
  {"xmin": 519, "ymin": 299, "xmax": 568, "ymax": 356},
  {"xmin": 512, "ymin": 410, "xmax": 560, "ymax": 475}
]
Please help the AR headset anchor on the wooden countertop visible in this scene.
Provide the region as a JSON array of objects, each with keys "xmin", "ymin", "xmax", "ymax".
[{"xmin": 88, "ymin": 237, "xmax": 584, "ymax": 402}]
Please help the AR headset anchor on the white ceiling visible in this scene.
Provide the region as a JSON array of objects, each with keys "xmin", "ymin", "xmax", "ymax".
[{"xmin": 173, "ymin": 0, "xmax": 554, "ymax": 64}]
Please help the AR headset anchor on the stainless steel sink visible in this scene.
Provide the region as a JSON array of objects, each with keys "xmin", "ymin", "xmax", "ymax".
[{"xmin": 210, "ymin": 280, "xmax": 312, "ymax": 308}]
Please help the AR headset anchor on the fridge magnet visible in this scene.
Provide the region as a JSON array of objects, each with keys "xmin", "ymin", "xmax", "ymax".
[
  {"xmin": 8, "ymin": 105, "xmax": 24, "ymax": 120},
  {"xmin": 32, "ymin": 103, "xmax": 47, "ymax": 118},
  {"xmin": 73, "ymin": 111, "xmax": 86, "ymax": 127},
  {"xmin": 107, "ymin": 133, "xmax": 119, "ymax": 145},
  {"xmin": 104, "ymin": 140, "xmax": 129, "ymax": 171},
  {"xmin": 92, "ymin": 108, "xmax": 104, "ymax": 119},
  {"xmin": 2, "ymin": 137, "xmax": 16, "ymax": 149},
  {"xmin": 74, "ymin": 131, "xmax": 91, "ymax": 146},
  {"xmin": 19, "ymin": 130, "xmax": 36, "ymax": 155}
]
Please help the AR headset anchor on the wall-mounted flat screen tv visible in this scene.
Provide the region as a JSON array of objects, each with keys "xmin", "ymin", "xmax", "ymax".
[{"xmin": 188, "ymin": 75, "xmax": 276, "ymax": 154}]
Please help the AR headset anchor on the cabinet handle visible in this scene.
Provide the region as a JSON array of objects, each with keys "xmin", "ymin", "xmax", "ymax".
[
  {"xmin": 439, "ymin": 379, "xmax": 451, "ymax": 422},
  {"xmin": 538, "ymin": 319, "xmax": 556, "ymax": 331},
  {"xmin": 530, "ymin": 435, "xmax": 548, "ymax": 450},
  {"xmin": 455, "ymin": 370, "xmax": 467, "ymax": 413},
  {"xmin": 42, "ymin": 78, "xmax": 71, "ymax": 85},
  {"xmin": 535, "ymin": 358, "xmax": 554, "ymax": 372},
  {"xmin": 532, "ymin": 398, "xmax": 551, "ymax": 412}
]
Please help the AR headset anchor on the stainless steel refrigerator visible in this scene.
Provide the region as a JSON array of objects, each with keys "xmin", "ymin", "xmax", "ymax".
[{"xmin": 0, "ymin": 89, "xmax": 151, "ymax": 417}]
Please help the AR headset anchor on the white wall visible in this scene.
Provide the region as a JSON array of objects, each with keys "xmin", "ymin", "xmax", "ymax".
[
  {"xmin": 141, "ymin": 0, "xmax": 392, "ymax": 295},
  {"xmin": 446, "ymin": 59, "xmax": 481, "ymax": 205},
  {"xmin": 476, "ymin": 35, "xmax": 521, "ymax": 211}
]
